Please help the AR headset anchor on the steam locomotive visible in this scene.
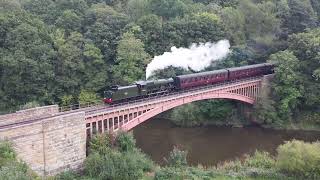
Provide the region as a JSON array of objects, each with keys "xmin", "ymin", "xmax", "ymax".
[{"xmin": 103, "ymin": 63, "xmax": 274, "ymax": 104}]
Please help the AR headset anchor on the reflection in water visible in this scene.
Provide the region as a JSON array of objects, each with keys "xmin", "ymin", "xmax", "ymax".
[{"xmin": 133, "ymin": 118, "xmax": 320, "ymax": 166}]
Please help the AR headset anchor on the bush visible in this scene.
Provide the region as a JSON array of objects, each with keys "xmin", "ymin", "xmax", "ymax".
[
  {"xmin": 165, "ymin": 147, "xmax": 188, "ymax": 167},
  {"xmin": 116, "ymin": 131, "xmax": 136, "ymax": 152},
  {"xmin": 84, "ymin": 132, "xmax": 154, "ymax": 180},
  {"xmin": 0, "ymin": 141, "xmax": 16, "ymax": 167},
  {"xmin": 0, "ymin": 162, "xmax": 35, "ymax": 180},
  {"xmin": 276, "ymin": 140, "xmax": 320, "ymax": 179},
  {"xmin": 84, "ymin": 151, "xmax": 149, "ymax": 180},
  {"xmin": 88, "ymin": 133, "xmax": 112, "ymax": 155},
  {"xmin": 244, "ymin": 151, "xmax": 275, "ymax": 169}
]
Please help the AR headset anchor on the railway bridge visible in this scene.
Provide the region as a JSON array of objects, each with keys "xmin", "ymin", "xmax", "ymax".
[
  {"xmin": 0, "ymin": 74, "xmax": 273, "ymax": 176},
  {"xmin": 85, "ymin": 76, "xmax": 270, "ymax": 137}
]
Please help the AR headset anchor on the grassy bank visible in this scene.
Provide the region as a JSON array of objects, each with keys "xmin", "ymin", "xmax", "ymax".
[{"xmin": 1, "ymin": 133, "xmax": 319, "ymax": 180}]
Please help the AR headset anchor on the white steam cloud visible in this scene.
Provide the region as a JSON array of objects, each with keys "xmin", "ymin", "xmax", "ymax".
[{"xmin": 146, "ymin": 40, "xmax": 231, "ymax": 79}]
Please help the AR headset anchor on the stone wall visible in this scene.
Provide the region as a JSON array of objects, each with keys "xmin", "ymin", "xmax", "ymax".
[
  {"xmin": 0, "ymin": 107, "xmax": 86, "ymax": 176},
  {"xmin": 0, "ymin": 105, "xmax": 59, "ymax": 126}
]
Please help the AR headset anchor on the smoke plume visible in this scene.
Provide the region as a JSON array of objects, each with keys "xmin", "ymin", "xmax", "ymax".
[{"xmin": 146, "ymin": 40, "xmax": 231, "ymax": 79}]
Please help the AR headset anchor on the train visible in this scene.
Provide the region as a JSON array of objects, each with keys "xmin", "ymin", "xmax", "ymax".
[{"xmin": 103, "ymin": 63, "xmax": 275, "ymax": 104}]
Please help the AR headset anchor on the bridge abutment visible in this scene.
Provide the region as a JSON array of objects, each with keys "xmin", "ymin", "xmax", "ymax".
[{"xmin": 0, "ymin": 106, "xmax": 86, "ymax": 176}]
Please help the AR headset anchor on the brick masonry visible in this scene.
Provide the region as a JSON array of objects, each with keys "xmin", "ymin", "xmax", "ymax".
[{"xmin": 0, "ymin": 106, "xmax": 86, "ymax": 176}]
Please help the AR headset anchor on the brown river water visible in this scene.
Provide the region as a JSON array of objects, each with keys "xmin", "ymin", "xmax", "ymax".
[{"xmin": 133, "ymin": 118, "xmax": 320, "ymax": 166}]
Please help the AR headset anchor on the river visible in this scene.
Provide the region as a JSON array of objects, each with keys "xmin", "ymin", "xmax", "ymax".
[{"xmin": 133, "ymin": 118, "xmax": 320, "ymax": 166}]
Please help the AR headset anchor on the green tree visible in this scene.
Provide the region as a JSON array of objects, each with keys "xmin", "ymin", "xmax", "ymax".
[
  {"xmin": 0, "ymin": 7, "xmax": 56, "ymax": 111},
  {"xmin": 163, "ymin": 12, "xmax": 225, "ymax": 49},
  {"xmin": 84, "ymin": 3, "xmax": 129, "ymax": 62},
  {"xmin": 136, "ymin": 14, "xmax": 164, "ymax": 56},
  {"xmin": 149, "ymin": 0, "xmax": 188, "ymax": 19},
  {"xmin": 287, "ymin": 29, "xmax": 320, "ymax": 108},
  {"xmin": 112, "ymin": 32, "xmax": 150, "ymax": 85},
  {"xmin": 220, "ymin": 7, "xmax": 246, "ymax": 45},
  {"xmin": 55, "ymin": 10, "xmax": 83, "ymax": 34},
  {"xmin": 78, "ymin": 90, "xmax": 100, "ymax": 105},
  {"xmin": 126, "ymin": 0, "xmax": 151, "ymax": 21},
  {"xmin": 268, "ymin": 50, "xmax": 303, "ymax": 119}
]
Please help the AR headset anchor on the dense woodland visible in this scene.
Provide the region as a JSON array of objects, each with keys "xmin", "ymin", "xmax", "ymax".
[{"xmin": 0, "ymin": 0, "xmax": 320, "ymax": 127}]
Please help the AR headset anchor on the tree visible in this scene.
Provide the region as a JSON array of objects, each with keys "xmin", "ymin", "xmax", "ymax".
[
  {"xmin": 268, "ymin": 50, "xmax": 303, "ymax": 119},
  {"xmin": 163, "ymin": 12, "xmax": 225, "ymax": 49},
  {"xmin": 220, "ymin": 7, "xmax": 246, "ymax": 45},
  {"xmin": 284, "ymin": 0, "xmax": 318, "ymax": 34},
  {"xmin": 136, "ymin": 14, "xmax": 164, "ymax": 56},
  {"xmin": 287, "ymin": 28, "xmax": 320, "ymax": 108},
  {"xmin": 0, "ymin": 8, "xmax": 56, "ymax": 111},
  {"xmin": 55, "ymin": 10, "xmax": 83, "ymax": 34},
  {"xmin": 112, "ymin": 32, "xmax": 150, "ymax": 85},
  {"xmin": 84, "ymin": 3, "xmax": 129, "ymax": 62},
  {"xmin": 149, "ymin": 0, "xmax": 188, "ymax": 19},
  {"xmin": 126, "ymin": 0, "xmax": 151, "ymax": 21}
]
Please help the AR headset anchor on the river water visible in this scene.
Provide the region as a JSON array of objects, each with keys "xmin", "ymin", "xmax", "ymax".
[{"xmin": 133, "ymin": 118, "xmax": 320, "ymax": 166}]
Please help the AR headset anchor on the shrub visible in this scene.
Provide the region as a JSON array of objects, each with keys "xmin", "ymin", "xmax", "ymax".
[
  {"xmin": 244, "ymin": 151, "xmax": 275, "ymax": 169},
  {"xmin": 276, "ymin": 140, "xmax": 320, "ymax": 179},
  {"xmin": 116, "ymin": 131, "xmax": 136, "ymax": 152},
  {"xmin": 88, "ymin": 133, "xmax": 112, "ymax": 155},
  {"xmin": 0, "ymin": 141, "xmax": 16, "ymax": 167},
  {"xmin": 85, "ymin": 131, "xmax": 154, "ymax": 179},
  {"xmin": 0, "ymin": 162, "xmax": 35, "ymax": 180},
  {"xmin": 165, "ymin": 146, "xmax": 188, "ymax": 167},
  {"xmin": 84, "ymin": 151, "xmax": 146, "ymax": 180}
]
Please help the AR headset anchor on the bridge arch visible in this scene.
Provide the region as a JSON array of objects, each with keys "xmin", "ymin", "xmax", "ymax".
[{"xmin": 120, "ymin": 92, "xmax": 255, "ymax": 131}]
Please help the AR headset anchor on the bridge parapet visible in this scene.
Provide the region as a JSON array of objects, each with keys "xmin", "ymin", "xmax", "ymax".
[{"xmin": 0, "ymin": 105, "xmax": 59, "ymax": 126}]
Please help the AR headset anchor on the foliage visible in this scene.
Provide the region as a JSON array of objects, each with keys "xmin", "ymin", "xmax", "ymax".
[
  {"xmin": 115, "ymin": 131, "xmax": 136, "ymax": 152},
  {"xmin": 0, "ymin": 162, "xmax": 35, "ymax": 180},
  {"xmin": 0, "ymin": 141, "xmax": 16, "ymax": 167},
  {"xmin": 268, "ymin": 50, "xmax": 303, "ymax": 120},
  {"xmin": 84, "ymin": 132, "xmax": 154, "ymax": 180},
  {"xmin": 165, "ymin": 146, "xmax": 188, "ymax": 168},
  {"xmin": 244, "ymin": 151, "xmax": 275, "ymax": 169},
  {"xmin": 78, "ymin": 90, "xmax": 100, "ymax": 105},
  {"xmin": 0, "ymin": 141, "xmax": 36, "ymax": 180},
  {"xmin": 88, "ymin": 133, "xmax": 112, "ymax": 155},
  {"xmin": 112, "ymin": 32, "xmax": 150, "ymax": 85},
  {"xmin": 170, "ymin": 100, "xmax": 235, "ymax": 127},
  {"xmin": 276, "ymin": 140, "xmax": 320, "ymax": 179}
]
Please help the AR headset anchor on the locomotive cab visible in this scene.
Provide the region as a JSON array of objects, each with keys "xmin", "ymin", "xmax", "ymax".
[{"xmin": 103, "ymin": 90, "xmax": 113, "ymax": 104}]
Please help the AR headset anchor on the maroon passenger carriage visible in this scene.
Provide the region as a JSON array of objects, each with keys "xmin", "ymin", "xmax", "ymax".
[
  {"xmin": 174, "ymin": 63, "xmax": 274, "ymax": 90},
  {"xmin": 174, "ymin": 69, "xmax": 228, "ymax": 89}
]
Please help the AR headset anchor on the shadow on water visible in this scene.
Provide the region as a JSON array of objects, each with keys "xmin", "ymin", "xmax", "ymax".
[{"xmin": 133, "ymin": 118, "xmax": 320, "ymax": 166}]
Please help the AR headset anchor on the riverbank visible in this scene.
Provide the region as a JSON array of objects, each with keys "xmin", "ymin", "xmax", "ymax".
[
  {"xmin": 133, "ymin": 118, "xmax": 320, "ymax": 167},
  {"xmin": 1, "ymin": 132, "xmax": 319, "ymax": 180}
]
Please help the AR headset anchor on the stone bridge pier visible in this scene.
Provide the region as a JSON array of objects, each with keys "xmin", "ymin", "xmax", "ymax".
[{"xmin": 0, "ymin": 106, "xmax": 86, "ymax": 176}]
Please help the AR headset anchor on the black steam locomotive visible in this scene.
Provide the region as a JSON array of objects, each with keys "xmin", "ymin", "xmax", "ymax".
[{"xmin": 103, "ymin": 63, "xmax": 274, "ymax": 104}]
